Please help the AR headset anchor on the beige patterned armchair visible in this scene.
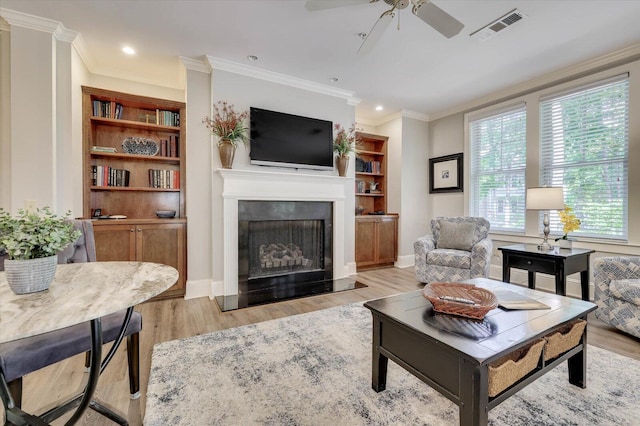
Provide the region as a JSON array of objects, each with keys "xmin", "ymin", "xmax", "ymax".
[
  {"xmin": 594, "ymin": 256, "xmax": 640, "ymax": 338},
  {"xmin": 414, "ymin": 217, "xmax": 492, "ymax": 284}
]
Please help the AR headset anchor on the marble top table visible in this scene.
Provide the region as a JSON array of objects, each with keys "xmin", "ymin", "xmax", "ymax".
[{"xmin": 0, "ymin": 261, "xmax": 178, "ymax": 343}]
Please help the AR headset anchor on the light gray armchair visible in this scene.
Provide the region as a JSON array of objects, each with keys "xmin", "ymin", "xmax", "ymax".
[
  {"xmin": 593, "ymin": 256, "xmax": 640, "ymax": 338},
  {"xmin": 414, "ymin": 217, "xmax": 492, "ymax": 284}
]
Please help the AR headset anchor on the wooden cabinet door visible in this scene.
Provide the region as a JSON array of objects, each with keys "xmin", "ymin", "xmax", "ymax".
[
  {"xmin": 377, "ymin": 217, "xmax": 398, "ymax": 264},
  {"xmin": 93, "ymin": 223, "xmax": 136, "ymax": 261},
  {"xmin": 136, "ymin": 223, "xmax": 186, "ymax": 298},
  {"xmin": 355, "ymin": 218, "xmax": 377, "ymax": 268}
]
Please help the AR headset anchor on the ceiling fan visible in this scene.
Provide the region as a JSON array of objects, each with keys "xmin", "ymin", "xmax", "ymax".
[{"xmin": 305, "ymin": 0, "xmax": 464, "ymax": 54}]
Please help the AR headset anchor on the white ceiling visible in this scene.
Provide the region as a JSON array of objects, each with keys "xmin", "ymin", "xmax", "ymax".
[{"xmin": 3, "ymin": 0, "xmax": 640, "ymax": 124}]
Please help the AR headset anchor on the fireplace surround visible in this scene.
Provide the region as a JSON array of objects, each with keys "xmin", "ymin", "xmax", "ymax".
[
  {"xmin": 238, "ymin": 200, "xmax": 333, "ymax": 304},
  {"xmin": 215, "ymin": 169, "xmax": 360, "ymax": 311}
]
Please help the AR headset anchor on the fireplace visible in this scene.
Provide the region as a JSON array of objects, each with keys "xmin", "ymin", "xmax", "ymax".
[
  {"xmin": 214, "ymin": 169, "xmax": 362, "ymax": 311},
  {"xmin": 238, "ymin": 200, "xmax": 333, "ymax": 305}
]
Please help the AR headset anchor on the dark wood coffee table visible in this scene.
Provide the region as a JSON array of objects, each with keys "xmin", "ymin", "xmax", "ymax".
[{"xmin": 364, "ymin": 278, "xmax": 597, "ymax": 426}]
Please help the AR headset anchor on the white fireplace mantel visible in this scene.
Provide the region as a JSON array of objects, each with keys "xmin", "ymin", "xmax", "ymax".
[{"xmin": 217, "ymin": 168, "xmax": 352, "ymax": 296}]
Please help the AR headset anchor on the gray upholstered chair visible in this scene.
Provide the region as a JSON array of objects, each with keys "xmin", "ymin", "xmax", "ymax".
[
  {"xmin": 0, "ymin": 220, "xmax": 143, "ymax": 410},
  {"xmin": 414, "ymin": 217, "xmax": 492, "ymax": 284},
  {"xmin": 593, "ymin": 256, "xmax": 640, "ymax": 338}
]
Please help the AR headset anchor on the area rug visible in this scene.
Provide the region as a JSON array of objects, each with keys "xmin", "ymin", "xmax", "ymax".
[{"xmin": 145, "ymin": 303, "xmax": 640, "ymax": 425}]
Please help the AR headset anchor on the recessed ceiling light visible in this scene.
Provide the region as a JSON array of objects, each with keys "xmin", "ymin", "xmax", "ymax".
[
  {"xmin": 375, "ymin": 105, "xmax": 384, "ymax": 111},
  {"xmin": 122, "ymin": 46, "xmax": 136, "ymax": 55},
  {"xmin": 247, "ymin": 55, "xmax": 259, "ymax": 61},
  {"xmin": 358, "ymin": 32, "xmax": 367, "ymax": 39},
  {"xmin": 329, "ymin": 77, "xmax": 339, "ymax": 82}
]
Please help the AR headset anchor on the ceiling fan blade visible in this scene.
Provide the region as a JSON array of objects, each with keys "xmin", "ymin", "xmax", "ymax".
[
  {"xmin": 357, "ymin": 9, "xmax": 395, "ymax": 54},
  {"xmin": 305, "ymin": 0, "xmax": 377, "ymax": 12},
  {"xmin": 412, "ymin": 0, "xmax": 464, "ymax": 38}
]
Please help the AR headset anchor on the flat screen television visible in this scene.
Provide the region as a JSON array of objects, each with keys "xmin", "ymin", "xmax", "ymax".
[{"xmin": 250, "ymin": 107, "xmax": 334, "ymax": 171}]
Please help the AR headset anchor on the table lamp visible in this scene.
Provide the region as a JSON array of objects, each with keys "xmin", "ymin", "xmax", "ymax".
[{"xmin": 526, "ymin": 187, "xmax": 564, "ymax": 251}]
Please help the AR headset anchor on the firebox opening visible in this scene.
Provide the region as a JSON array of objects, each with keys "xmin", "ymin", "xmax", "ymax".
[{"xmin": 213, "ymin": 200, "xmax": 364, "ymax": 311}]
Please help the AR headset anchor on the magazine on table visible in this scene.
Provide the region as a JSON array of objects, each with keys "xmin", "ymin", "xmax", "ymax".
[{"xmin": 494, "ymin": 290, "xmax": 550, "ymax": 310}]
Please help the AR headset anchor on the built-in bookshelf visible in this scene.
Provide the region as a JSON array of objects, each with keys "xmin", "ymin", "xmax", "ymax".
[
  {"xmin": 355, "ymin": 132, "xmax": 388, "ymax": 215},
  {"xmin": 81, "ymin": 86, "xmax": 187, "ymax": 299}
]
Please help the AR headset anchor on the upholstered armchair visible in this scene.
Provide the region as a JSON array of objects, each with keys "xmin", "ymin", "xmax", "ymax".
[
  {"xmin": 414, "ymin": 217, "xmax": 492, "ymax": 284},
  {"xmin": 593, "ymin": 256, "xmax": 640, "ymax": 338}
]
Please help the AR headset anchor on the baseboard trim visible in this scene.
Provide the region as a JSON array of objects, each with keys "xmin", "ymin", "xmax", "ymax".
[
  {"xmin": 185, "ymin": 279, "xmax": 215, "ymax": 300},
  {"xmin": 395, "ymin": 255, "xmax": 414, "ymax": 269}
]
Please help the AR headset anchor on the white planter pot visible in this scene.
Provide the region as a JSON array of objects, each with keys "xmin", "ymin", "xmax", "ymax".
[
  {"xmin": 557, "ymin": 239, "xmax": 574, "ymax": 249},
  {"xmin": 4, "ymin": 255, "xmax": 58, "ymax": 294}
]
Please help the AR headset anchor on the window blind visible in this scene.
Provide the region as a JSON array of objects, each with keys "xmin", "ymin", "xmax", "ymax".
[
  {"xmin": 540, "ymin": 75, "xmax": 629, "ymax": 240},
  {"xmin": 470, "ymin": 104, "xmax": 527, "ymax": 233}
]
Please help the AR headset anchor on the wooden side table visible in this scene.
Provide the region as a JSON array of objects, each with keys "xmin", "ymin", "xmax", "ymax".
[{"xmin": 498, "ymin": 244, "xmax": 594, "ymax": 301}]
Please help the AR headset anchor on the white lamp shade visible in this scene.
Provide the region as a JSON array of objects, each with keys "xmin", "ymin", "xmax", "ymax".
[{"xmin": 526, "ymin": 187, "xmax": 564, "ymax": 210}]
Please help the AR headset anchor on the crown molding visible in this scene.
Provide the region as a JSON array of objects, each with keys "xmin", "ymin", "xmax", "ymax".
[
  {"xmin": 0, "ymin": 8, "xmax": 77, "ymax": 42},
  {"xmin": 205, "ymin": 55, "xmax": 358, "ymax": 103},
  {"xmin": 71, "ymin": 32, "xmax": 95, "ymax": 71},
  {"xmin": 180, "ymin": 56, "xmax": 212, "ymax": 73},
  {"xmin": 358, "ymin": 108, "xmax": 429, "ymax": 127},
  {"xmin": 0, "ymin": 17, "xmax": 10, "ymax": 32},
  {"xmin": 429, "ymin": 42, "xmax": 640, "ymax": 122},
  {"xmin": 399, "ymin": 109, "xmax": 429, "ymax": 122}
]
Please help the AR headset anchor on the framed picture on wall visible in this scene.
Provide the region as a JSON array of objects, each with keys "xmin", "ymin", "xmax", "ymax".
[{"xmin": 429, "ymin": 153, "xmax": 463, "ymax": 193}]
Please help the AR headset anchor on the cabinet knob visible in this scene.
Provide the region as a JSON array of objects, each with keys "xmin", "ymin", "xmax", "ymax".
[
  {"xmin": 527, "ymin": 260, "xmax": 532, "ymax": 265},
  {"xmin": 137, "ymin": 228, "xmax": 142, "ymax": 232},
  {"xmin": 130, "ymin": 228, "xmax": 135, "ymax": 232}
]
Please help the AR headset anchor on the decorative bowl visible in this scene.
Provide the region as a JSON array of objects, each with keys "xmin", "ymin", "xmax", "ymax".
[
  {"xmin": 122, "ymin": 137, "xmax": 159, "ymax": 156},
  {"xmin": 423, "ymin": 282, "xmax": 498, "ymax": 320},
  {"xmin": 156, "ymin": 210, "xmax": 176, "ymax": 218}
]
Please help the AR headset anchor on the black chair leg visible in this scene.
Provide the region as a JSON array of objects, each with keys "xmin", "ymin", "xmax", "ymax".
[
  {"xmin": 8, "ymin": 377, "xmax": 23, "ymax": 408},
  {"xmin": 127, "ymin": 332, "xmax": 140, "ymax": 399}
]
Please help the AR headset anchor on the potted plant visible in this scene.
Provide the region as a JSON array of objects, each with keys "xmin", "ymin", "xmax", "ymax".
[
  {"xmin": 0, "ymin": 207, "xmax": 80, "ymax": 294},
  {"xmin": 333, "ymin": 123, "xmax": 359, "ymax": 177},
  {"xmin": 202, "ymin": 101, "xmax": 249, "ymax": 169},
  {"xmin": 555, "ymin": 205, "xmax": 581, "ymax": 248}
]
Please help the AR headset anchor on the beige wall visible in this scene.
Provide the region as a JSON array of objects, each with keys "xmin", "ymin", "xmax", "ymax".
[
  {"xmin": 428, "ymin": 55, "xmax": 640, "ymax": 298},
  {"xmin": 364, "ymin": 115, "xmax": 430, "ymax": 266}
]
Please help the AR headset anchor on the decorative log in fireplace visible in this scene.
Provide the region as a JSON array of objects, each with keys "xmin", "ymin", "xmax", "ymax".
[{"xmin": 259, "ymin": 243, "xmax": 312, "ymax": 270}]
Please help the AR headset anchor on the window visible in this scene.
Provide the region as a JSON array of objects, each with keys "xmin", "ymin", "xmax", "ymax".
[
  {"xmin": 540, "ymin": 75, "xmax": 629, "ymax": 240},
  {"xmin": 470, "ymin": 105, "xmax": 527, "ymax": 232}
]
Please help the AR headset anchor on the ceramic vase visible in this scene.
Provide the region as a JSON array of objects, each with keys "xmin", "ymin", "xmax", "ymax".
[
  {"xmin": 4, "ymin": 255, "xmax": 58, "ymax": 294},
  {"xmin": 557, "ymin": 238, "xmax": 574, "ymax": 249},
  {"xmin": 218, "ymin": 139, "xmax": 236, "ymax": 169},
  {"xmin": 336, "ymin": 156, "xmax": 349, "ymax": 177}
]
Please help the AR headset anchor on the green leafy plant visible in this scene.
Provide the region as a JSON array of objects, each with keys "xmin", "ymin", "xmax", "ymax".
[
  {"xmin": 332, "ymin": 123, "xmax": 360, "ymax": 157},
  {"xmin": 202, "ymin": 101, "xmax": 249, "ymax": 147},
  {"xmin": 0, "ymin": 207, "xmax": 81, "ymax": 260}
]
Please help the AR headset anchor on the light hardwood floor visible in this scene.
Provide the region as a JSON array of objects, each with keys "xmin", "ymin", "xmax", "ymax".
[{"xmin": 7, "ymin": 267, "xmax": 640, "ymax": 425}]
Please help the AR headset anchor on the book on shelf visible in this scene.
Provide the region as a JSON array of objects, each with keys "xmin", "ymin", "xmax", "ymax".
[
  {"xmin": 356, "ymin": 160, "xmax": 381, "ymax": 174},
  {"xmin": 92, "ymin": 100, "xmax": 123, "ymax": 119},
  {"xmin": 91, "ymin": 146, "xmax": 117, "ymax": 153},
  {"xmin": 494, "ymin": 291, "xmax": 550, "ymax": 310},
  {"xmin": 158, "ymin": 136, "xmax": 179, "ymax": 158},
  {"xmin": 155, "ymin": 109, "xmax": 180, "ymax": 127},
  {"xmin": 91, "ymin": 165, "xmax": 130, "ymax": 187},
  {"xmin": 148, "ymin": 169, "xmax": 180, "ymax": 189}
]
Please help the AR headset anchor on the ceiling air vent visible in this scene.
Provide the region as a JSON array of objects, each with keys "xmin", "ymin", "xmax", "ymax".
[{"xmin": 470, "ymin": 9, "xmax": 526, "ymax": 41}]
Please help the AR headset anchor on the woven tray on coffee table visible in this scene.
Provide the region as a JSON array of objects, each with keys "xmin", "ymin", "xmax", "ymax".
[{"xmin": 423, "ymin": 282, "xmax": 498, "ymax": 320}]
